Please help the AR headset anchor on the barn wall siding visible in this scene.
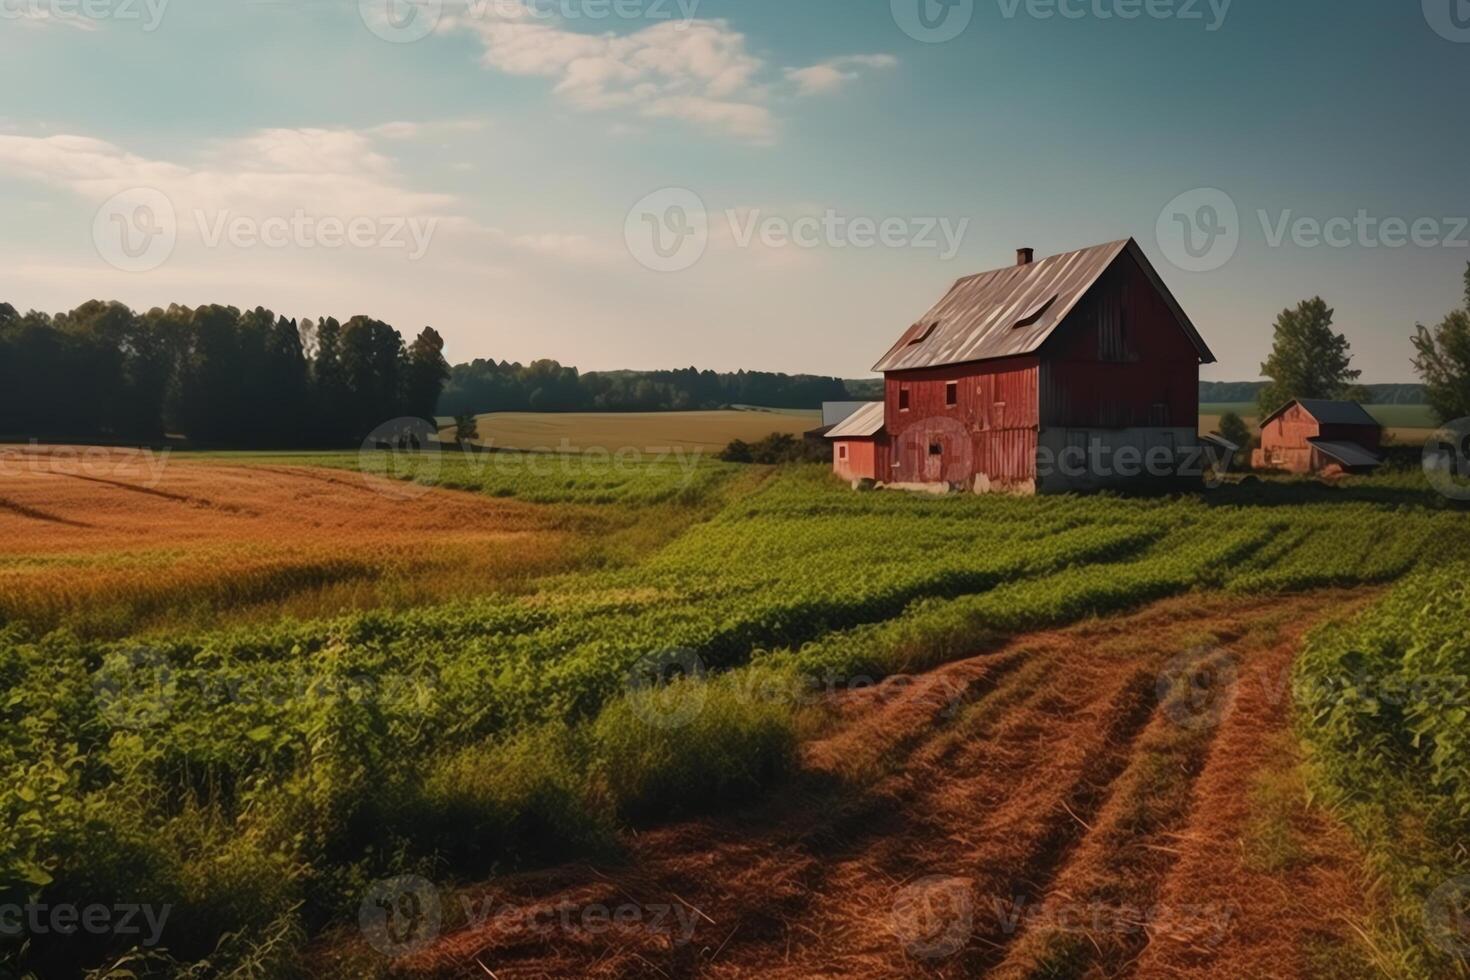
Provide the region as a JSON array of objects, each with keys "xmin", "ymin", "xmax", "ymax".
[
  {"xmin": 882, "ymin": 356, "xmax": 1040, "ymax": 488},
  {"xmin": 832, "ymin": 439, "xmax": 877, "ymax": 481},
  {"xmin": 1040, "ymin": 254, "xmax": 1200, "ymax": 429}
]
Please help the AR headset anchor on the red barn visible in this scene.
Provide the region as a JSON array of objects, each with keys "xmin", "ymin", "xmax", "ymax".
[
  {"xmin": 1251, "ymin": 399, "xmax": 1382, "ymax": 474},
  {"xmin": 832, "ymin": 239, "xmax": 1216, "ymax": 493}
]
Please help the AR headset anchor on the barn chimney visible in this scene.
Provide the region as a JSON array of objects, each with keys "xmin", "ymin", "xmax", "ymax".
[{"xmin": 1016, "ymin": 247, "xmax": 1034, "ymax": 266}]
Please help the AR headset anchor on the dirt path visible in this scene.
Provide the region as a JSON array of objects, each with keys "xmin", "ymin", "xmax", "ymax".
[{"xmin": 336, "ymin": 591, "xmax": 1378, "ymax": 979}]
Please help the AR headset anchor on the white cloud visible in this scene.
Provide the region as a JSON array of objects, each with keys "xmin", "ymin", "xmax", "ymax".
[
  {"xmin": 786, "ymin": 54, "xmax": 898, "ymax": 97},
  {"xmin": 443, "ymin": 9, "xmax": 896, "ymax": 143},
  {"xmin": 0, "ymin": 126, "xmax": 617, "ymax": 278},
  {"xmin": 0, "ymin": 128, "xmax": 451, "ymax": 220}
]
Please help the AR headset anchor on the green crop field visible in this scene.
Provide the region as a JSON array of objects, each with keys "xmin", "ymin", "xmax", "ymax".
[{"xmin": 3, "ymin": 450, "xmax": 1468, "ymax": 976}]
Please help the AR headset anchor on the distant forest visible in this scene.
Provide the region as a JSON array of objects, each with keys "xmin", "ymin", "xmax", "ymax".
[
  {"xmin": 0, "ymin": 301, "xmax": 448, "ymax": 446},
  {"xmin": 438, "ymin": 360, "xmax": 849, "ymax": 415},
  {"xmin": 0, "ymin": 297, "xmax": 1432, "ymax": 447},
  {"xmin": 1196, "ymin": 380, "xmax": 1426, "ymax": 405}
]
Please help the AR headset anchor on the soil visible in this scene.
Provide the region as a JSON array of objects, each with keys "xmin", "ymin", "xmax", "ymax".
[{"xmin": 319, "ymin": 590, "xmax": 1381, "ymax": 979}]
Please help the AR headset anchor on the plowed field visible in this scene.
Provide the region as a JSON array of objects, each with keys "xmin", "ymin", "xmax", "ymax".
[{"xmin": 355, "ymin": 592, "xmax": 1377, "ymax": 980}]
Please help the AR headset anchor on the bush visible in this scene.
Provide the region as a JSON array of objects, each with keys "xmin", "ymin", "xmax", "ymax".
[
  {"xmin": 591, "ymin": 670, "xmax": 803, "ymax": 822},
  {"xmin": 719, "ymin": 432, "xmax": 824, "ymax": 464}
]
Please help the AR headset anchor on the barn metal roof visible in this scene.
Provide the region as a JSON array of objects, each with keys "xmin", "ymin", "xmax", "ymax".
[
  {"xmin": 1308, "ymin": 438, "xmax": 1381, "ymax": 467},
  {"xmin": 872, "ymin": 238, "xmax": 1214, "ymax": 373},
  {"xmin": 825, "ymin": 401, "xmax": 885, "ymax": 438},
  {"xmin": 1262, "ymin": 398, "xmax": 1379, "ymax": 428}
]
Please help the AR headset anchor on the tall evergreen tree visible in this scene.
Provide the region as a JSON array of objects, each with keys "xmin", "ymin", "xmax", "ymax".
[
  {"xmin": 263, "ymin": 316, "xmax": 311, "ymax": 445},
  {"xmin": 402, "ymin": 326, "xmax": 450, "ymax": 422}
]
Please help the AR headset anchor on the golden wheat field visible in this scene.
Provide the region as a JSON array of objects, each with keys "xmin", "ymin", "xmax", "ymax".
[
  {"xmin": 440, "ymin": 408, "xmax": 820, "ymax": 453},
  {"xmin": 0, "ymin": 446, "xmax": 603, "ymax": 636}
]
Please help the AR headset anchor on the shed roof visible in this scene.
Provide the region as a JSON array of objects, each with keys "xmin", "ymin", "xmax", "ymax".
[
  {"xmin": 873, "ymin": 238, "xmax": 1214, "ymax": 373},
  {"xmin": 1200, "ymin": 432, "xmax": 1241, "ymax": 453},
  {"xmin": 821, "ymin": 401, "xmax": 875, "ymax": 428},
  {"xmin": 825, "ymin": 401, "xmax": 885, "ymax": 439},
  {"xmin": 1308, "ymin": 438, "xmax": 1382, "ymax": 468},
  {"xmin": 1261, "ymin": 398, "xmax": 1379, "ymax": 428}
]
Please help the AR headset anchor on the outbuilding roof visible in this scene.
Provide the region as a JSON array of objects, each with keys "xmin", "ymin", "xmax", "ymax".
[
  {"xmin": 873, "ymin": 238, "xmax": 1214, "ymax": 373},
  {"xmin": 825, "ymin": 401, "xmax": 885, "ymax": 439},
  {"xmin": 1308, "ymin": 438, "xmax": 1382, "ymax": 468},
  {"xmin": 1261, "ymin": 398, "xmax": 1379, "ymax": 428},
  {"xmin": 820, "ymin": 401, "xmax": 875, "ymax": 428}
]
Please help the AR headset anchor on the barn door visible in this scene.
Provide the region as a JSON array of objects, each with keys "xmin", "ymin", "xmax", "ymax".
[{"xmin": 924, "ymin": 437, "xmax": 943, "ymax": 482}]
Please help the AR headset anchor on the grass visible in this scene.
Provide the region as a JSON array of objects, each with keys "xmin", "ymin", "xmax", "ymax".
[
  {"xmin": 2, "ymin": 451, "xmax": 1468, "ymax": 975},
  {"xmin": 1295, "ymin": 567, "xmax": 1470, "ymax": 978}
]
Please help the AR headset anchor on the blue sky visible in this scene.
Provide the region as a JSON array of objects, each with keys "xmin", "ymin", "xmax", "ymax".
[{"xmin": 1, "ymin": 0, "xmax": 1466, "ymax": 382}]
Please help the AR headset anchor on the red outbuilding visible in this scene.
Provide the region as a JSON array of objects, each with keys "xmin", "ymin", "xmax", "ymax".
[
  {"xmin": 1251, "ymin": 399, "xmax": 1383, "ymax": 475},
  {"xmin": 832, "ymin": 239, "xmax": 1216, "ymax": 493}
]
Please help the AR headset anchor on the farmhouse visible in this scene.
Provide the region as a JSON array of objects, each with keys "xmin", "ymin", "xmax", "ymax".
[
  {"xmin": 1251, "ymin": 399, "xmax": 1383, "ymax": 475},
  {"xmin": 832, "ymin": 239, "xmax": 1216, "ymax": 493}
]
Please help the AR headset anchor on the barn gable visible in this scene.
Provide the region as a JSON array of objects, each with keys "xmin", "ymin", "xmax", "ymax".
[{"xmin": 873, "ymin": 239, "xmax": 1214, "ymax": 374}]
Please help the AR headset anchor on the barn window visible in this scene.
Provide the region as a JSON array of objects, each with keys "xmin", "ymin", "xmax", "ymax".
[
  {"xmin": 838, "ymin": 445, "xmax": 848, "ymax": 460},
  {"xmin": 929, "ymin": 442, "xmax": 942, "ymax": 456},
  {"xmin": 945, "ymin": 382, "xmax": 958, "ymax": 407},
  {"xmin": 899, "ymin": 387, "xmax": 910, "ymax": 411}
]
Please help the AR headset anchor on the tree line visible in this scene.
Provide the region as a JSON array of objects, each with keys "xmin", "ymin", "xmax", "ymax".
[
  {"xmin": 1250, "ymin": 263, "xmax": 1470, "ymax": 424},
  {"xmin": 0, "ymin": 301, "xmax": 448, "ymax": 447},
  {"xmin": 1205, "ymin": 263, "xmax": 1470, "ymax": 458},
  {"xmin": 438, "ymin": 360, "xmax": 850, "ymax": 415}
]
